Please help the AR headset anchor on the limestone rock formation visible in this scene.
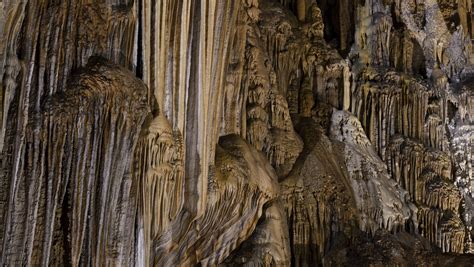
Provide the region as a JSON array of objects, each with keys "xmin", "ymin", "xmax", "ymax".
[
  {"xmin": 1, "ymin": 57, "xmax": 148, "ymax": 266},
  {"xmin": 0, "ymin": 0, "xmax": 473, "ymax": 266}
]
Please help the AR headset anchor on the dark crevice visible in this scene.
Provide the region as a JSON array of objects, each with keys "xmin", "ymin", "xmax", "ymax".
[{"xmin": 136, "ymin": 0, "xmax": 143, "ymax": 80}]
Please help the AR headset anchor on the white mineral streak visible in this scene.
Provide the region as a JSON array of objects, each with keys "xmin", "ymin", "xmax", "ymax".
[{"xmin": 449, "ymin": 78, "xmax": 474, "ymax": 252}]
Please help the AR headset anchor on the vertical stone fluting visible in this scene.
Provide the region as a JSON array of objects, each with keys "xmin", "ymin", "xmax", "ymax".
[
  {"xmin": 0, "ymin": 0, "xmax": 473, "ymax": 265},
  {"xmin": 133, "ymin": 115, "xmax": 184, "ymax": 267},
  {"xmin": 1, "ymin": 57, "xmax": 148, "ymax": 265},
  {"xmin": 139, "ymin": 0, "xmax": 241, "ymax": 218}
]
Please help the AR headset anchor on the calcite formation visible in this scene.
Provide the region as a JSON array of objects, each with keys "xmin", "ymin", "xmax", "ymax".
[
  {"xmin": 0, "ymin": 0, "xmax": 473, "ymax": 266},
  {"xmin": 1, "ymin": 58, "xmax": 148, "ymax": 265}
]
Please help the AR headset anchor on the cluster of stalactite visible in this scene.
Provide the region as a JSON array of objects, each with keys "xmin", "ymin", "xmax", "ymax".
[
  {"xmin": 0, "ymin": 1, "xmax": 147, "ymax": 265},
  {"xmin": 0, "ymin": 58, "xmax": 148, "ymax": 266},
  {"xmin": 448, "ymin": 76, "xmax": 474, "ymax": 253},
  {"xmin": 280, "ymin": 119, "xmax": 358, "ymax": 265},
  {"xmin": 386, "ymin": 135, "xmax": 465, "ymax": 253},
  {"xmin": 245, "ymin": 45, "xmax": 272, "ymax": 151},
  {"xmin": 1, "ymin": 0, "xmax": 474, "ymax": 266},
  {"xmin": 274, "ymin": 105, "xmax": 417, "ymax": 265},
  {"xmin": 151, "ymin": 134, "xmax": 279, "ymax": 266},
  {"xmin": 417, "ymin": 207, "xmax": 466, "ymax": 253},
  {"xmin": 344, "ymin": 0, "xmax": 473, "ymax": 255},
  {"xmin": 132, "ymin": 115, "xmax": 184, "ymax": 267},
  {"xmin": 140, "ymin": 0, "xmax": 243, "ymax": 218},
  {"xmin": 350, "ymin": 71, "xmax": 437, "ymax": 160},
  {"xmin": 229, "ymin": 6, "xmax": 375, "ymax": 264},
  {"xmin": 257, "ymin": 1, "xmax": 351, "ymax": 115},
  {"xmin": 425, "ymin": 96, "xmax": 448, "ymax": 150},
  {"xmin": 389, "ymin": 26, "xmax": 427, "ymax": 76},
  {"xmin": 0, "ymin": 0, "xmax": 139, "ymax": 166},
  {"xmin": 242, "ymin": 1, "xmax": 303, "ymax": 178}
]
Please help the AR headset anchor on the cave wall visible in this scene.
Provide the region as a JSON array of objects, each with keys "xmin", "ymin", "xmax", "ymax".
[{"xmin": 0, "ymin": 0, "xmax": 473, "ymax": 266}]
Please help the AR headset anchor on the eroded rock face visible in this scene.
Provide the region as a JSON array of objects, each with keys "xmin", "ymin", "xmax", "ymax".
[{"xmin": 1, "ymin": 0, "xmax": 474, "ymax": 266}]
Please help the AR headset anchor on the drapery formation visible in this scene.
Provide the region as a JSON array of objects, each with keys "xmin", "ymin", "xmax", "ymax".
[{"xmin": 1, "ymin": 0, "xmax": 474, "ymax": 266}]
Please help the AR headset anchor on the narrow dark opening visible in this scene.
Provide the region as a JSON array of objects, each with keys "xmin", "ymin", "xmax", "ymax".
[
  {"xmin": 316, "ymin": 0, "xmax": 355, "ymax": 56},
  {"xmin": 136, "ymin": 0, "xmax": 143, "ymax": 80},
  {"xmin": 447, "ymin": 100, "xmax": 458, "ymax": 122}
]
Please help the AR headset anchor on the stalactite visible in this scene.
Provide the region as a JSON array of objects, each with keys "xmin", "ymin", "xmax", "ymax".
[
  {"xmin": 351, "ymin": 1, "xmax": 392, "ymax": 67},
  {"xmin": 258, "ymin": 1, "xmax": 349, "ymax": 114},
  {"xmin": 387, "ymin": 135, "xmax": 465, "ymax": 253},
  {"xmin": 351, "ymin": 71, "xmax": 431, "ymax": 159},
  {"xmin": 0, "ymin": 0, "xmax": 140, "ymax": 180},
  {"xmin": 245, "ymin": 44, "xmax": 272, "ymax": 151},
  {"xmin": 425, "ymin": 174, "xmax": 461, "ymax": 211},
  {"xmin": 438, "ymin": 211, "xmax": 465, "ymax": 253},
  {"xmin": 1, "ymin": 0, "xmax": 473, "ymax": 265},
  {"xmin": 151, "ymin": 134, "xmax": 278, "ymax": 266},
  {"xmin": 0, "ymin": 58, "xmax": 148, "ymax": 265},
  {"xmin": 139, "ymin": 0, "xmax": 242, "ymax": 216},
  {"xmin": 241, "ymin": 5, "xmax": 303, "ymax": 178},
  {"xmin": 133, "ymin": 115, "xmax": 183, "ymax": 267},
  {"xmin": 425, "ymin": 112, "xmax": 446, "ymax": 150},
  {"xmin": 220, "ymin": 6, "xmax": 250, "ymax": 136}
]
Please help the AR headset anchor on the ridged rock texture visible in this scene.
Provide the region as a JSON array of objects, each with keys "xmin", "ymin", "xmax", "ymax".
[{"xmin": 0, "ymin": 0, "xmax": 474, "ymax": 266}]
